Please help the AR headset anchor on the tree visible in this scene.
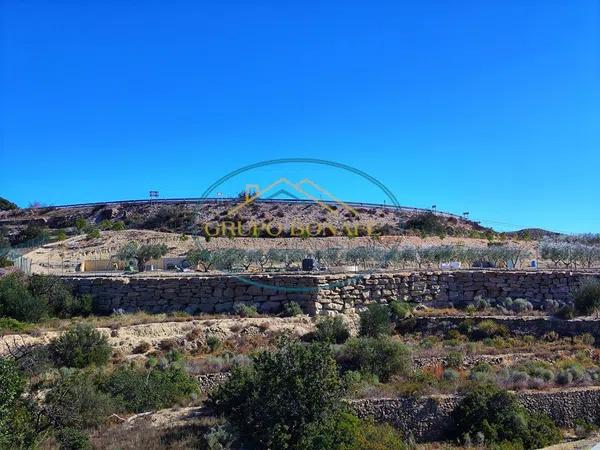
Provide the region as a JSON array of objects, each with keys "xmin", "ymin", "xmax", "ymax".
[
  {"xmin": 186, "ymin": 248, "xmax": 214, "ymax": 271},
  {"xmin": 452, "ymin": 385, "xmax": 561, "ymax": 449},
  {"xmin": 118, "ymin": 241, "xmax": 168, "ymax": 272},
  {"xmin": 209, "ymin": 341, "xmax": 346, "ymax": 449}
]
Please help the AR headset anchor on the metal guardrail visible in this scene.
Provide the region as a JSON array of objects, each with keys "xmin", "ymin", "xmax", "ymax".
[{"xmin": 26, "ymin": 197, "xmax": 467, "ymax": 220}]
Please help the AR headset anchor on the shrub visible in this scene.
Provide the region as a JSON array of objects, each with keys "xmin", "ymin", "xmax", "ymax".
[
  {"xmin": 111, "ymin": 221, "xmax": 125, "ymax": 231},
  {"xmin": 0, "ymin": 317, "xmax": 33, "ymax": 333},
  {"xmin": 314, "ymin": 316, "xmax": 350, "ymax": 344},
  {"xmin": 281, "ymin": 302, "xmax": 303, "ymax": 317},
  {"xmin": 132, "ymin": 341, "xmax": 152, "ymax": 354},
  {"xmin": 573, "ymin": 278, "xmax": 600, "ymax": 315},
  {"xmin": 341, "ymin": 417, "xmax": 407, "ymax": 450},
  {"xmin": 233, "ymin": 303, "xmax": 258, "ymax": 318},
  {"xmin": 98, "ymin": 220, "xmax": 113, "ymax": 230},
  {"xmin": 465, "ymin": 320, "xmax": 508, "ymax": 340},
  {"xmin": 74, "ymin": 218, "xmax": 87, "ymax": 232},
  {"xmin": 102, "ymin": 357, "xmax": 198, "ymax": 412},
  {"xmin": 206, "ymin": 335, "xmax": 222, "ymax": 352},
  {"xmin": 342, "ymin": 337, "xmax": 411, "ymax": 382},
  {"xmin": 389, "ymin": 300, "xmax": 412, "ymax": 322},
  {"xmin": 55, "ymin": 230, "xmax": 67, "ymax": 241},
  {"xmin": 86, "ymin": 228, "xmax": 101, "ymax": 239},
  {"xmin": 452, "ymin": 385, "xmax": 561, "ymax": 449},
  {"xmin": 474, "ymin": 297, "xmax": 489, "ymax": 310},
  {"xmin": 443, "ymin": 368, "xmax": 460, "ymax": 381},
  {"xmin": 28, "ymin": 275, "xmax": 92, "ymax": 318},
  {"xmin": 512, "ymin": 298, "xmax": 534, "ymax": 313},
  {"xmin": 445, "ymin": 352, "xmax": 463, "ymax": 369},
  {"xmin": 203, "ymin": 423, "xmax": 237, "ymax": 450},
  {"xmin": 209, "ymin": 341, "xmax": 346, "ymax": 449},
  {"xmin": 45, "ymin": 371, "xmax": 114, "ymax": 430},
  {"xmin": 0, "ymin": 273, "xmax": 48, "ymax": 322},
  {"xmin": 56, "ymin": 427, "xmax": 92, "ymax": 450},
  {"xmin": 556, "ymin": 304, "xmax": 575, "ymax": 320},
  {"xmin": 0, "ymin": 358, "xmax": 37, "ymax": 448},
  {"xmin": 359, "ymin": 303, "xmax": 393, "ymax": 337},
  {"xmin": 49, "ymin": 324, "xmax": 111, "ymax": 368}
]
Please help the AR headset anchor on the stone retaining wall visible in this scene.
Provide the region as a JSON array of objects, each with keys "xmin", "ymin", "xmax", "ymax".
[
  {"xmin": 62, "ymin": 270, "xmax": 600, "ymax": 315},
  {"xmin": 351, "ymin": 387, "xmax": 600, "ymax": 442},
  {"xmin": 412, "ymin": 315, "xmax": 600, "ymax": 342}
]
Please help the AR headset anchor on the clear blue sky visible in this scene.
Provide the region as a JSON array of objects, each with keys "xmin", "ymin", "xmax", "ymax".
[{"xmin": 1, "ymin": 1, "xmax": 598, "ymax": 233}]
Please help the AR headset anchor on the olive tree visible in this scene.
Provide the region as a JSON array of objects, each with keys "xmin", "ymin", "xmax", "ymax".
[{"xmin": 118, "ymin": 241, "xmax": 168, "ymax": 272}]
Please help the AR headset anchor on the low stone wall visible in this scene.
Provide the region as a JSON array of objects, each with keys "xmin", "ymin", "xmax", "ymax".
[
  {"xmin": 62, "ymin": 270, "xmax": 600, "ymax": 315},
  {"xmin": 351, "ymin": 387, "xmax": 600, "ymax": 442},
  {"xmin": 65, "ymin": 274, "xmax": 319, "ymax": 314},
  {"xmin": 412, "ymin": 316, "xmax": 600, "ymax": 342}
]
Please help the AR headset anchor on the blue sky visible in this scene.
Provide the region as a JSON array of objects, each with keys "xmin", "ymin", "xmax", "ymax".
[{"xmin": 1, "ymin": 1, "xmax": 598, "ymax": 233}]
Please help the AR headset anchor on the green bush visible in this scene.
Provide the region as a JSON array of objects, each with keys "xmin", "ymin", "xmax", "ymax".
[
  {"xmin": 452, "ymin": 385, "xmax": 561, "ymax": 449},
  {"xmin": 209, "ymin": 341, "xmax": 345, "ymax": 449},
  {"xmin": 56, "ymin": 427, "xmax": 92, "ymax": 450},
  {"xmin": 359, "ymin": 303, "xmax": 393, "ymax": 337},
  {"xmin": 111, "ymin": 220, "xmax": 125, "ymax": 231},
  {"xmin": 556, "ymin": 304, "xmax": 575, "ymax": 320},
  {"xmin": 343, "ymin": 337, "xmax": 411, "ymax": 382},
  {"xmin": 316, "ymin": 414, "xmax": 406, "ymax": 450},
  {"xmin": 49, "ymin": 324, "xmax": 111, "ymax": 368},
  {"xmin": 55, "ymin": 230, "xmax": 68, "ymax": 241},
  {"xmin": 314, "ymin": 316, "xmax": 350, "ymax": 344},
  {"xmin": 102, "ymin": 356, "xmax": 198, "ymax": 412},
  {"xmin": 98, "ymin": 220, "xmax": 113, "ymax": 231},
  {"xmin": 281, "ymin": 302, "xmax": 303, "ymax": 317},
  {"xmin": 206, "ymin": 335, "xmax": 222, "ymax": 352},
  {"xmin": 443, "ymin": 368, "xmax": 460, "ymax": 381},
  {"xmin": 75, "ymin": 218, "xmax": 87, "ymax": 232},
  {"xmin": 45, "ymin": 371, "xmax": 114, "ymax": 430},
  {"xmin": 573, "ymin": 278, "xmax": 600, "ymax": 315},
  {"xmin": 28, "ymin": 275, "xmax": 92, "ymax": 318},
  {"xmin": 233, "ymin": 303, "xmax": 259, "ymax": 318},
  {"xmin": 0, "ymin": 274, "xmax": 92, "ymax": 322},
  {"xmin": 459, "ymin": 319, "xmax": 508, "ymax": 341},
  {"xmin": 445, "ymin": 351, "xmax": 463, "ymax": 369},
  {"xmin": 0, "ymin": 317, "xmax": 33, "ymax": 333},
  {"xmin": 0, "ymin": 359, "xmax": 41, "ymax": 449},
  {"xmin": 86, "ymin": 228, "xmax": 101, "ymax": 239},
  {"xmin": 0, "ymin": 273, "xmax": 48, "ymax": 322},
  {"xmin": 389, "ymin": 300, "xmax": 412, "ymax": 323}
]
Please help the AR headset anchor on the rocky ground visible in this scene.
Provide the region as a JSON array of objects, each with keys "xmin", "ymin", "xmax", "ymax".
[{"xmin": 0, "ymin": 315, "xmax": 317, "ymax": 358}]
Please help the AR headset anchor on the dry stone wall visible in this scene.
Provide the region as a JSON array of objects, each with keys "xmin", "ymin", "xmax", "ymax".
[
  {"xmin": 62, "ymin": 270, "xmax": 599, "ymax": 315},
  {"xmin": 351, "ymin": 387, "xmax": 600, "ymax": 442}
]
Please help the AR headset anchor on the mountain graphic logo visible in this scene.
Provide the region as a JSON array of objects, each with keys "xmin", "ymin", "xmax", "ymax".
[{"xmin": 227, "ymin": 177, "xmax": 359, "ymax": 217}]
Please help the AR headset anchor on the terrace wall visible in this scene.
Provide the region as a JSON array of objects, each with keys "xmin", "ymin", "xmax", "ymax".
[
  {"xmin": 351, "ymin": 387, "xmax": 600, "ymax": 441},
  {"xmin": 62, "ymin": 270, "xmax": 600, "ymax": 315}
]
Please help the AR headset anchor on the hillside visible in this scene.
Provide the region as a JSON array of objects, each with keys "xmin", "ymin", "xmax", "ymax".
[{"xmin": 0, "ymin": 199, "xmax": 490, "ymax": 245}]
